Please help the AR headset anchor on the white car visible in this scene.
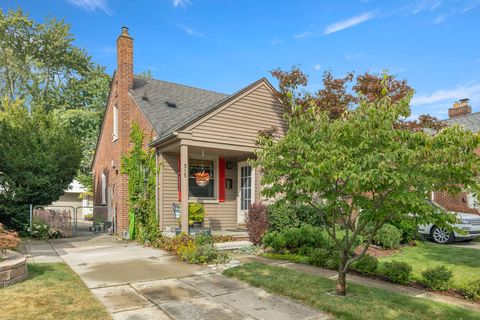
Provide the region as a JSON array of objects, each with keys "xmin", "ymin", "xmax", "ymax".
[{"xmin": 418, "ymin": 212, "xmax": 480, "ymax": 244}]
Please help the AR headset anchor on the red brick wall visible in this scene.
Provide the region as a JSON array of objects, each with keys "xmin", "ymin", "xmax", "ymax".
[
  {"xmin": 433, "ymin": 191, "xmax": 479, "ymax": 214},
  {"xmin": 92, "ymin": 29, "xmax": 156, "ymax": 237}
]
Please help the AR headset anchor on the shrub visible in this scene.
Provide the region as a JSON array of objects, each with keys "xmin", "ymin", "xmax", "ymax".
[
  {"xmin": 420, "ymin": 266, "xmax": 453, "ymax": 291},
  {"xmin": 0, "ymin": 223, "xmax": 21, "ymax": 260},
  {"xmin": 373, "ymin": 224, "xmax": 402, "ymax": 249},
  {"xmin": 262, "ymin": 225, "xmax": 331, "ymax": 253},
  {"xmin": 461, "ymin": 279, "xmax": 480, "ymax": 301},
  {"xmin": 83, "ymin": 213, "xmax": 93, "ymax": 221},
  {"xmin": 307, "ymin": 248, "xmax": 330, "ymax": 267},
  {"xmin": 160, "ymin": 233, "xmax": 228, "ymax": 265},
  {"xmin": 245, "ymin": 202, "xmax": 268, "ymax": 245},
  {"xmin": 267, "ymin": 202, "xmax": 323, "ymax": 231},
  {"xmin": 263, "ymin": 252, "xmax": 310, "ymax": 264},
  {"xmin": 188, "ymin": 203, "xmax": 206, "ymax": 225},
  {"xmin": 351, "ymin": 254, "xmax": 378, "ymax": 276},
  {"xmin": 383, "ymin": 260, "xmax": 412, "ymax": 285},
  {"xmin": 391, "ymin": 218, "xmax": 418, "ymax": 244}
]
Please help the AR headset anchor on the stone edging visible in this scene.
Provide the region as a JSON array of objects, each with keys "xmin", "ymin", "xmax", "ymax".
[{"xmin": 0, "ymin": 250, "xmax": 28, "ymax": 287}]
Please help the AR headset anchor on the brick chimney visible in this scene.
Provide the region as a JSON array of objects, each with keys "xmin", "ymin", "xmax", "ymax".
[
  {"xmin": 117, "ymin": 26, "xmax": 133, "ymax": 91},
  {"xmin": 448, "ymin": 98, "xmax": 472, "ymax": 118}
]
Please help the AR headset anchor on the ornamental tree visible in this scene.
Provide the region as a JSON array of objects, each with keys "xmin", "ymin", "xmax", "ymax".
[{"xmin": 255, "ymin": 73, "xmax": 480, "ymax": 295}]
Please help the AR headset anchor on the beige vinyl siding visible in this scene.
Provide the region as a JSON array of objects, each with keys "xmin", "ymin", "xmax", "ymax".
[
  {"xmin": 190, "ymin": 84, "xmax": 287, "ymax": 147},
  {"xmin": 161, "ymin": 153, "xmax": 179, "ymax": 229},
  {"xmin": 161, "ymin": 153, "xmax": 239, "ymax": 231}
]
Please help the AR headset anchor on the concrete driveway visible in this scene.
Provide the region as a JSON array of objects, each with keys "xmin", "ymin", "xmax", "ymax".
[
  {"xmin": 451, "ymin": 241, "xmax": 480, "ymax": 250},
  {"xmin": 39, "ymin": 234, "xmax": 331, "ymax": 320}
]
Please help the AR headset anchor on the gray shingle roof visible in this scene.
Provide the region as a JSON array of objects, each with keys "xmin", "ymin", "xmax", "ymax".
[
  {"xmin": 444, "ymin": 111, "xmax": 480, "ymax": 133},
  {"xmin": 131, "ymin": 76, "xmax": 230, "ymax": 137}
]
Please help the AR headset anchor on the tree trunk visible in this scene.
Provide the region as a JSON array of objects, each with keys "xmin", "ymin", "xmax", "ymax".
[{"xmin": 336, "ymin": 270, "xmax": 347, "ymax": 295}]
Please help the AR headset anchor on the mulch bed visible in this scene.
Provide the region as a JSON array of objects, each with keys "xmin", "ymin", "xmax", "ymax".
[{"xmin": 354, "ymin": 245, "xmax": 400, "ymax": 258}]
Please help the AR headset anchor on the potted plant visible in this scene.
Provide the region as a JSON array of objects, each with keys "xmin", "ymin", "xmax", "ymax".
[
  {"xmin": 195, "ymin": 171, "xmax": 210, "ymax": 187},
  {"xmin": 188, "ymin": 202, "xmax": 205, "ymax": 228}
]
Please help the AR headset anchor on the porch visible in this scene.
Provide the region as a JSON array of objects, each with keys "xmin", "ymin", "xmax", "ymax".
[{"xmin": 156, "ymin": 137, "xmax": 261, "ymax": 234}]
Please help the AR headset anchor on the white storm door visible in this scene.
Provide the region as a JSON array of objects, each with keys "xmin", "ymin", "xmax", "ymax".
[{"xmin": 237, "ymin": 162, "xmax": 255, "ymax": 224}]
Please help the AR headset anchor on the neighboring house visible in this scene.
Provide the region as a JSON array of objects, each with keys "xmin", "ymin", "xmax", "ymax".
[
  {"xmin": 92, "ymin": 27, "xmax": 287, "ymax": 236},
  {"xmin": 50, "ymin": 180, "xmax": 92, "ymax": 220},
  {"xmin": 432, "ymin": 99, "xmax": 480, "ymax": 215}
]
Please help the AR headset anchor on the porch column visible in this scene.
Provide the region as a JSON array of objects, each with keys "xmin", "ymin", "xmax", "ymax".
[{"xmin": 180, "ymin": 144, "xmax": 189, "ymax": 233}]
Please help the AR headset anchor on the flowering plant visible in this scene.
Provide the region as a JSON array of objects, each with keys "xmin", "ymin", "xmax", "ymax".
[{"xmin": 194, "ymin": 171, "xmax": 210, "ymax": 182}]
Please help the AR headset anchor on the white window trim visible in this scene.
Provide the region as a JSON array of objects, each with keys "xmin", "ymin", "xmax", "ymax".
[
  {"xmin": 113, "ymin": 105, "xmax": 119, "ymax": 142},
  {"xmin": 101, "ymin": 173, "xmax": 107, "ymax": 205},
  {"xmin": 188, "ymin": 155, "xmax": 218, "ymax": 201}
]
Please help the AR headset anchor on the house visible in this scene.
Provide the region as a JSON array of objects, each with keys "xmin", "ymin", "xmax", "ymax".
[
  {"xmin": 92, "ymin": 27, "xmax": 287, "ymax": 237},
  {"xmin": 432, "ymin": 98, "xmax": 480, "ymax": 215},
  {"xmin": 50, "ymin": 180, "xmax": 92, "ymax": 220}
]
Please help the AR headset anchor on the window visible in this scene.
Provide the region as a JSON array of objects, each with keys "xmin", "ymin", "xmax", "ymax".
[
  {"xmin": 189, "ymin": 159, "xmax": 215, "ymax": 198},
  {"xmin": 101, "ymin": 173, "xmax": 107, "ymax": 204},
  {"xmin": 113, "ymin": 105, "xmax": 119, "ymax": 141}
]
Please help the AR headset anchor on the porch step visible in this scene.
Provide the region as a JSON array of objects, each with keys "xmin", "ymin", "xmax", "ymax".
[{"xmin": 215, "ymin": 240, "xmax": 253, "ymax": 251}]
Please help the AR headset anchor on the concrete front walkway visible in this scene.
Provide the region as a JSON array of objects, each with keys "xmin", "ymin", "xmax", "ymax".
[{"xmin": 26, "ymin": 235, "xmax": 331, "ymax": 320}]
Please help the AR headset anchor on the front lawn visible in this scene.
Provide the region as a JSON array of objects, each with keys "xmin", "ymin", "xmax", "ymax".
[
  {"xmin": 379, "ymin": 242, "xmax": 480, "ymax": 288},
  {"xmin": 0, "ymin": 263, "xmax": 110, "ymax": 320},
  {"xmin": 224, "ymin": 263, "xmax": 480, "ymax": 320}
]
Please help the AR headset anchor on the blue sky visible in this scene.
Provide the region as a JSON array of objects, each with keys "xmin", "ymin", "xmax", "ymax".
[{"xmin": 3, "ymin": 0, "xmax": 480, "ymax": 119}]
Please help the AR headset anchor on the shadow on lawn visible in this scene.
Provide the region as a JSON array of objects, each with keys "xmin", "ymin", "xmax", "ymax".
[
  {"xmin": 407, "ymin": 243, "xmax": 479, "ymax": 269},
  {"xmin": 26, "ymin": 263, "xmax": 56, "ymax": 280}
]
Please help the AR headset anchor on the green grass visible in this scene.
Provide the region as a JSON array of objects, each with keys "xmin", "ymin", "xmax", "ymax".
[
  {"xmin": 224, "ymin": 263, "xmax": 480, "ymax": 320},
  {"xmin": 379, "ymin": 242, "xmax": 480, "ymax": 288},
  {"xmin": 0, "ymin": 263, "xmax": 110, "ymax": 320},
  {"xmin": 262, "ymin": 252, "xmax": 310, "ymax": 264}
]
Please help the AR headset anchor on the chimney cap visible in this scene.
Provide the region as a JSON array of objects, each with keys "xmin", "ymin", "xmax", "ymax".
[
  {"xmin": 459, "ymin": 98, "xmax": 470, "ymax": 102},
  {"xmin": 121, "ymin": 26, "xmax": 130, "ymax": 36}
]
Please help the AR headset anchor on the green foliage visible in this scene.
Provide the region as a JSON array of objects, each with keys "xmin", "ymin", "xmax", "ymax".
[
  {"xmin": 0, "ymin": 9, "xmax": 110, "ymax": 193},
  {"xmin": 254, "ymin": 71, "xmax": 480, "ymax": 294},
  {"xmin": 421, "ymin": 266, "xmax": 453, "ymax": 291},
  {"xmin": 121, "ymin": 123, "xmax": 158, "ymax": 243},
  {"xmin": 262, "ymin": 252, "xmax": 310, "ymax": 264},
  {"xmin": 188, "ymin": 202, "xmax": 205, "ymax": 225},
  {"xmin": 262, "ymin": 225, "xmax": 333, "ymax": 253},
  {"xmin": 390, "ymin": 217, "xmax": 419, "ymax": 244},
  {"xmin": 160, "ymin": 233, "xmax": 228, "ymax": 265},
  {"xmin": 461, "ymin": 279, "xmax": 480, "ymax": 301},
  {"xmin": 383, "ymin": 260, "xmax": 412, "ymax": 285},
  {"xmin": 267, "ymin": 202, "xmax": 323, "ymax": 231},
  {"xmin": 351, "ymin": 254, "xmax": 379, "ymax": 276},
  {"xmin": 83, "ymin": 213, "xmax": 93, "ymax": 221},
  {"xmin": 0, "ymin": 99, "xmax": 81, "ymax": 229},
  {"xmin": 373, "ymin": 224, "xmax": 402, "ymax": 249}
]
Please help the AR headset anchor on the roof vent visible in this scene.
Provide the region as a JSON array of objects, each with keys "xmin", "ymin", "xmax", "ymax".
[
  {"xmin": 165, "ymin": 101, "xmax": 176, "ymax": 108},
  {"xmin": 141, "ymin": 91, "xmax": 148, "ymax": 101}
]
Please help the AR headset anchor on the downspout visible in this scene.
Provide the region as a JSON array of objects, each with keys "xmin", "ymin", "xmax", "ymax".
[{"xmin": 155, "ymin": 149, "xmax": 159, "ymax": 230}]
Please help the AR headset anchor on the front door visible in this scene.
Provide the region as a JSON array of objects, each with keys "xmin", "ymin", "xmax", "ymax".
[{"xmin": 237, "ymin": 161, "xmax": 255, "ymax": 224}]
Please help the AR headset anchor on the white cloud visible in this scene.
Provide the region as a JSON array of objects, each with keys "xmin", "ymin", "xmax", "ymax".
[
  {"xmin": 323, "ymin": 11, "xmax": 377, "ymax": 35},
  {"xmin": 67, "ymin": 0, "xmax": 112, "ymax": 15},
  {"xmin": 173, "ymin": 0, "xmax": 191, "ymax": 7},
  {"xmin": 179, "ymin": 25, "xmax": 204, "ymax": 37},
  {"xmin": 411, "ymin": 0, "xmax": 442, "ymax": 14},
  {"xmin": 313, "ymin": 64, "xmax": 321, "ymax": 71},
  {"xmin": 269, "ymin": 38, "xmax": 283, "ymax": 45},
  {"xmin": 411, "ymin": 83, "xmax": 480, "ymax": 106},
  {"xmin": 461, "ymin": 0, "xmax": 480, "ymax": 12}
]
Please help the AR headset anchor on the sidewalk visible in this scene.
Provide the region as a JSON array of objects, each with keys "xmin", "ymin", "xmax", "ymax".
[
  {"xmin": 237, "ymin": 255, "xmax": 480, "ymax": 313},
  {"xmin": 26, "ymin": 235, "xmax": 331, "ymax": 320}
]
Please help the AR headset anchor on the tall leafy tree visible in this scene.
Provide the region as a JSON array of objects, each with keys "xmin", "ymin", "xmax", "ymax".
[
  {"xmin": 0, "ymin": 8, "xmax": 110, "ymax": 192},
  {"xmin": 0, "ymin": 98, "xmax": 81, "ymax": 228},
  {"xmin": 255, "ymin": 71, "xmax": 480, "ymax": 295}
]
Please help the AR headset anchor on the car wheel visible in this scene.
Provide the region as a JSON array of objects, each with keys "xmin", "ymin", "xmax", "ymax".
[{"xmin": 431, "ymin": 226, "xmax": 454, "ymax": 244}]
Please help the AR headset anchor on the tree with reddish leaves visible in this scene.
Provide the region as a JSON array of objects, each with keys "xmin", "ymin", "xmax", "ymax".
[{"xmin": 270, "ymin": 67, "xmax": 445, "ymax": 132}]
